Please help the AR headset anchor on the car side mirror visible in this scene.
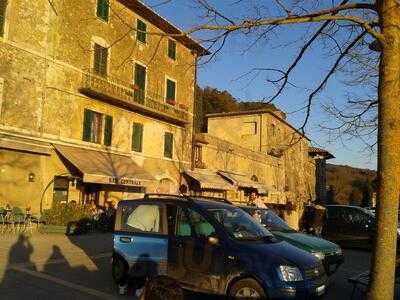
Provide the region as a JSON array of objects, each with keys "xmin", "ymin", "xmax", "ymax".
[{"xmin": 208, "ymin": 236, "xmax": 219, "ymax": 245}]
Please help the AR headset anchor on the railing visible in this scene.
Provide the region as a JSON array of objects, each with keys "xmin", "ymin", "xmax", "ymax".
[{"xmin": 79, "ymin": 70, "xmax": 189, "ymax": 125}]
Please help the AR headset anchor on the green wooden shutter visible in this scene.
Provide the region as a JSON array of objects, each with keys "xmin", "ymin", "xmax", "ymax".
[
  {"xmin": 96, "ymin": 0, "xmax": 109, "ymax": 22},
  {"xmin": 137, "ymin": 19, "xmax": 147, "ymax": 43},
  {"xmin": 94, "ymin": 44, "xmax": 108, "ymax": 76},
  {"xmin": 104, "ymin": 115, "xmax": 113, "ymax": 146},
  {"xmin": 168, "ymin": 40, "xmax": 176, "ymax": 60},
  {"xmin": 134, "ymin": 64, "xmax": 146, "ymax": 102},
  {"xmin": 83, "ymin": 109, "xmax": 93, "ymax": 142},
  {"xmin": 132, "ymin": 123, "xmax": 143, "ymax": 152},
  {"xmin": 0, "ymin": 0, "xmax": 7, "ymax": 36},
  {"xmin": 164, "ymin": 132, "xmax": 173, "ymax": 158},
  {"xmin": 166, "ymin": 79, "xmax": 176, "ymax": 101}
]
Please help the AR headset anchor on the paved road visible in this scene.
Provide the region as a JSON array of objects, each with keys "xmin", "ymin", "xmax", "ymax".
[{"xmin": 0, "ymin": 233, "xmax": 397, "ymax": 299}]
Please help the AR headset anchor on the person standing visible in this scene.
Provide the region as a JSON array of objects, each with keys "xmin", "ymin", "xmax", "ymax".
[{"xmin": 248, "ymin": 191, "xmax": 267, "ymax": 208}]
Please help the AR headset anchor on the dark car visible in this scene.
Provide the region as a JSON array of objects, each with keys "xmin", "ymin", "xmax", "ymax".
[
  {"xmin": 112, "ymin": 195, "xmax": 327, "ymax": 299},
  {"xmin": 240, "ymin": 205, "xmax": 344, "ymax": 275},
  {"xmin": 323, "ymin": 205, "xmax": 378, "ymax": 249}
]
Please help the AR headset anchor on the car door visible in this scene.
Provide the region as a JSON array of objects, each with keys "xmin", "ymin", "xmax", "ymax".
[
  {"xmin": 346, "ymin": 207, "xmax": 375, "ymax": 248},
  {"xmin": 114, "ymin": 201, "xmax": 168, "ymax": 277},
  {"xmin": 168, "ymin": 204, "xmax": 226, "ymax": 293}
]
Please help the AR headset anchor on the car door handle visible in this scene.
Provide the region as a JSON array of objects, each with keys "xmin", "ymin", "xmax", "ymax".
[{"xmin": 120, "ymin": 237, "xmax": 132, "ymax": 243}]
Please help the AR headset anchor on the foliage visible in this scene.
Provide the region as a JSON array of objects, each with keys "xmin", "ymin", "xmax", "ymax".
[
  {"xmin": 326, "ymin": 164, "xmax": 376, "ymax": 206},
  {"xmin": 41, "ymin": 203, "xmax": 91, "ymax": 226}
]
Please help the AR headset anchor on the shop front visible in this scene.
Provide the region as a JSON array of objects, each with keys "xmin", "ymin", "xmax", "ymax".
[{"xmin": 54, "ymin": 144, "xmax": 155, "ymax": 207}]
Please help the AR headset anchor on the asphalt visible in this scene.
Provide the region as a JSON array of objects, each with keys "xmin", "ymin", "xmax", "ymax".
[{"xmin": 0, "ymin": 233, "xmax": 398, "ymax": 299}]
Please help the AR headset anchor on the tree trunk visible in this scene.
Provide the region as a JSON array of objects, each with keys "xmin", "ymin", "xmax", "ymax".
[{"xmin": 368, "ymin": 1, "xmax": 400, "ymax": 299}]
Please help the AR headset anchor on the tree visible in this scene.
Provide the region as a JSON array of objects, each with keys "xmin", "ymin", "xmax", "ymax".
[{"xmin": 170, "ymin": 1, "xmax": 398, "ymax": 298}]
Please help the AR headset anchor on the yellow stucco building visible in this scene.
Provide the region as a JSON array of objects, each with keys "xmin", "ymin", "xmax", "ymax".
[{"xmin": 0, "ymin": 0, "xmax": 207, "ymax": 213}]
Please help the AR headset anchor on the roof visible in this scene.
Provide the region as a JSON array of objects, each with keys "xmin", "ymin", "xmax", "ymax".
[
  {"xmin": 117, "ymin": 0, "xmax": 209, "ymax": 56},
  {"xmin": 308, "ymin": 147, "xmax": 335, "ymax": 159},
  {"xmin": 217, "ymin": 171, "xmax": 271, "ymax": 194},
  {"xmin": 54, "ymin": 144, "xmax": 154, "ymax": 186},
  {"xmin": 184, "ymin": 169, "xmax": 235, "ymax": 191},
  {"xmin": 206, "ymin": 109, "xmax": 311, "ymax": 141}
]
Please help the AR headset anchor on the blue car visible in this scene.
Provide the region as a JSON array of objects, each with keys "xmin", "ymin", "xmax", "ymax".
[{"xmin": 112, "ymin": 195, "xmax": 327, "ymax": 299}]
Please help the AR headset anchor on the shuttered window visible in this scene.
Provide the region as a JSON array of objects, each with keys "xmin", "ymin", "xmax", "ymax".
[
  {"xmin": 134, "ymin": 64, "xmax": 146, "ymax": 103},
  {"xmin": 132, "ymin": 123, "xmax": 143, "ymax": 152},
  {"xmin": 83, "ymin": 109, "xmax": 103, "ymax": 144},
  {"xmin": 164, "ymin": 132, "xmax": 173, "ymax": 159},
  {"xmin": 166, "ymin": 79, "xmax": 176, "ymax": 102},
  {"xmin": 168, "ymin": 40, "xmax": 176, "ymax": 60},
  {"xmin": 0, "ymin": 0, "xmax": 7, "ymax": 36},
  {"xmin": 93, "ymin": 44, "xmax": 108, "ymax": 76},
  {"xmin": 103, "ymin": 115, "xmax": 113, "ymax": 146},
  {"xmin": 96, "ymin": 0, "xmax": 109, "ymax": 22},
  {"xmin": 137, "ymin": 19, "xmax": 147, "ymax": 43}
]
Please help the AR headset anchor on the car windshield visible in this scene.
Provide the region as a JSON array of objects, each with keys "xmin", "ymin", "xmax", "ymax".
[
  {"xmin": 243, "ymin": 207, "xmax": 294, "ymax": 232},
  {"xmin": 206, "ymin": 206, "xmax": 275, "ymax": 241}
]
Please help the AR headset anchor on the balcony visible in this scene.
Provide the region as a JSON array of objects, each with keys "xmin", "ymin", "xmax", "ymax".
[{"xmin": 79, "ymin": 70, "xmax": 190, "ymax": 126}]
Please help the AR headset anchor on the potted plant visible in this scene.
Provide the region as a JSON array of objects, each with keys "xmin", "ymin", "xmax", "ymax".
[
  {"xmin": 166, "ymin": 98, "xmax": 176, "ymax": 105},
  {"xmin": 130, "ymin": 83, "xmax": 140, "ymax": 90}
]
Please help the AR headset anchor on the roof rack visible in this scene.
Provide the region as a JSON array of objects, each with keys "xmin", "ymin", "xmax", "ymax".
[
  {"xmin": 143, "ymin": 193, "xmax": 190, "ymax": 201},
  {"xmin": 188, "ymin": 195, "xmax": 232, "ymax": 205}
]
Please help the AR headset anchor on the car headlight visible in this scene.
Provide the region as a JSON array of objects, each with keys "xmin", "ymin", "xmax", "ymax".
[
  {"xmin": 278, "ymin": 265, "xmax": 303, "ymax": 282},
  {"xmin": 311, "ymin": 252, "xmax": 325, "ymax": 260}
]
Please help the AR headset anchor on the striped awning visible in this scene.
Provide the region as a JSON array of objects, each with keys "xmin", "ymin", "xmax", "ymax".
[{"xmin": 184, "ymin": 169, "xmax": 234, "ymax": 191}]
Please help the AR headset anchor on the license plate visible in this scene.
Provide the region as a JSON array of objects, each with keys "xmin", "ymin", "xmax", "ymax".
[{"xmin": 316, "ymin": 285, "xmax": 325, "ymax": 296}]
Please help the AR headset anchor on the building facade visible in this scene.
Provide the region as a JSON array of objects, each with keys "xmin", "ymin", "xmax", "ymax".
[
  {"xmin": 0, "ymin": 0, "xmax": 206, "ymax": 213},
  {"xmin": 188, "ymin": 110, "xmax": 323, "ymax": 229}
]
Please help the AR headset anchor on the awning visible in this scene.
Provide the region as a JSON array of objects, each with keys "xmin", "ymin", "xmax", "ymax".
[
  {"xmin": 217, "ymin": 171, "xmax": 271, "ymax": 194},
  {"xmin": 54, "ymin": 144, "xmax": 154, "ymax": 187},
  {"xmin": 184, "ymin": 169, "xmax": 234, "ymax": 191}
]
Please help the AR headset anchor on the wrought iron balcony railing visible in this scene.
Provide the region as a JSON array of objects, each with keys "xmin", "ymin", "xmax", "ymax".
[{"xmin": 79, "ymin": 70, "xmax": 189, "ymax": 125}]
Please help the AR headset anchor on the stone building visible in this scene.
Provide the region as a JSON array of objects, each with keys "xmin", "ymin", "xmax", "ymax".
[
  {"xmin": 188, "ymin": 109, "xmax": 327, "ymax": 229},
  {"xmin": 0, "ymin": 0, "xmax": 207, "ymax": 213}
]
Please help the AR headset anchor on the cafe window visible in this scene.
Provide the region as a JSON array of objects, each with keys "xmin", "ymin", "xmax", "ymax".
[
  {"xmin": 96, "ymin": 0, "xmax": 109, "ymax": 22},
  {"xmin": 0, "ymin": 0, "xmax": 7, "ymax": 37},
  {"xmin": 53, "ymin": 176, "xmax": 69, "ymax": 204},
  {"xmin": 166, "ymin": 79, "xmax": 176, "ymax": 105},
  {"xmin": 93, "ymin": 43, "xmax": 108, "ymax": 76},
  {"xmin": 167, "ymin": 39, "xmax": 176, "ymax": 60},
  {"xmin": 134, "ymin": 63, "xmax": 146, "ymax": 103},
  {"xmin": 164, "ymin": 132, "xmax": 173, "ymax": 159},
  {"xmin": 82, "ymin": 109, "xmax": 112, "ymax": 145},
  {"xmin": 132, "ymin": 122, "xmax": 143, "ymax": 152},
  {"xmin": 136, "ymin": 19, "xmax": 147, "ymax": 43}
]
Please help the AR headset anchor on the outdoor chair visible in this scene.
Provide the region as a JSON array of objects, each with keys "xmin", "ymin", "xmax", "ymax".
[{"xmin": 348, "ymin": 260, "xmax": 400, "ymax": 299}]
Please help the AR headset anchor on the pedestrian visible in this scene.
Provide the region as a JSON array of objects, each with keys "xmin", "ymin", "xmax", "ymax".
[
  {"xmin": 299, "ymin": 200, "xmax": 326, "ymax": 236},
  {"xmin": 248, "ymin": 190, "xmax": 267, "ymax": 208}
]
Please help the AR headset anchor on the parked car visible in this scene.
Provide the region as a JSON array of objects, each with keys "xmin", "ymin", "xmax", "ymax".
[
  {"xmin": 240, "ymin": 205, "xmax": 344, "ymax": 275},
  {"xmin": 112, "ymin": 195, "xmax": 327, "ymax": 299},
  {"xmin": 323, "ymin": 205, "xmax": 378, "ymax": 249}
]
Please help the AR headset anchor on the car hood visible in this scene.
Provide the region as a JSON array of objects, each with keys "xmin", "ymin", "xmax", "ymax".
[
  {"xmin": 239, "ymin": 239, "xmax": 319, "ymax": 268},
  {"xmin": 272, "ymin": 231, "xmax": 339, "ymax": 253}
]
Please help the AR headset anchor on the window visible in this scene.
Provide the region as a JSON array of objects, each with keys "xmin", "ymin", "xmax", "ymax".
[
  {"xmin": 168, "ymin": 39, "xmax": 176, "ymax": 60},
  {"xmin": 164, "ymin": 132, "xmax": 173, "ymax": 159},
  {"xmin": 0, "ymin": 0, "xmax": 7, "ymax": 36},
  {"xmin": 137, "ymin": 19, "xmax": 147, "ymax": 43},
  {"xmin": 96, "ymin": 0, "xmax": 109, "ymax": 22},
  {"xmin": 132, "ymin": 122, "xmax": 143, "ymax": 152},
  {"xmin": 166, "ymin": 79, "xmax": 176, "ymax": 105},
  {"xmin": 176, "ymin": 207, "xmax": 215, "ymax": 238},
  {"xmin": 82, "ymin": 109, "xmax": 112, "ymax": 145},
  {"xmin": 242, "ymin": 122, "xmax": 257, "ymax": 135},
  {"xmin": 103, "ymin": 115, "xmax": 113, "ymax": 146},
  {"xmin": 134, "ymin": 63, "xmax": 146, "ymax": 103},
  {"xmin": 93, "ymin": 43, "xmax": 108, "ymax": 76},
  {"xmin": 120, "ymin": 204, "xmax": 162, "ymax": 233}
]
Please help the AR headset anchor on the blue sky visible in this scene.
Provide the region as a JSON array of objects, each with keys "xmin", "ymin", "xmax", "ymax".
[{"xmin": 145, "ymin": 0, "xmax": 378, "ymax": 170}]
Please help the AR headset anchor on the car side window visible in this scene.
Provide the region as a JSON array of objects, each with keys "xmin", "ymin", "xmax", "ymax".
[
  {"xmin": 176, "ymin": 207, "xmax": 216, "ymax": 238},
  {"xmin": 120, "ymin": 204, "xmax": 164, "ymax": 234}
]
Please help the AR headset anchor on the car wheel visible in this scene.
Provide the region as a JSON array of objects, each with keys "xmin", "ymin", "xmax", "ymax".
[
  {"xmin": 112, "ymin": 256, "xmax": 128, "ymax": 284},
  {"xmin": 229, "ymin": 278, "xmax": 267, "ymax": 299}
]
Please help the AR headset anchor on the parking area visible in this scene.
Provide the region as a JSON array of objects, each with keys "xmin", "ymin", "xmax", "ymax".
[{"xmin": 0, "ymin": 233, "xmax": 393, "ymax": 299}]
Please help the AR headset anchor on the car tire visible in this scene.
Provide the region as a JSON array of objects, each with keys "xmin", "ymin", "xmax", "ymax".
[
  {"xmin": 112, "ymin": 255, "xmax": 128, "ymax": 285},
  {"xmin": 228, "ymin": 278, "xmax": 267, "ymax": 299}
]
